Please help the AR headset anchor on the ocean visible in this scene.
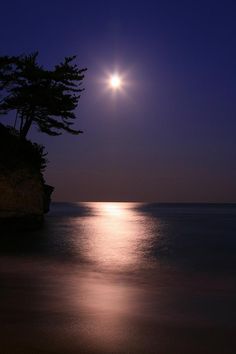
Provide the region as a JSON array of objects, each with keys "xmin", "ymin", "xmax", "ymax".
[{"xmin": 0, "ymin": 202, "xmax": 236, "ymax": 353}]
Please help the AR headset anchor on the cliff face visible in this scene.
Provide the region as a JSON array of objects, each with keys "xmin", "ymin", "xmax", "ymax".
[
  {"xmin": 0, "ymin": 124, "xmax": 53, "ymax": 229},
  {"xmin": 0, "ymin": 169, "xmax": 44, "ymax": 216}
]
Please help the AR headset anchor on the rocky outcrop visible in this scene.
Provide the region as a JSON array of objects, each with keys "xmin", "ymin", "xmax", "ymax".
[
  {"xmin": 0, "ymin": 169, "xmax": 44, "ymax": 216},
  {"xmin": 0, "ymin": 124, "xmax": 54, "ymax": 230},
  {"xmin": 0, "ymin": 169, "xmax": 54, "ymax": 229},
  {"xmin": 43, "ymin": 184, "xmax": 54, "ymax": 214}
]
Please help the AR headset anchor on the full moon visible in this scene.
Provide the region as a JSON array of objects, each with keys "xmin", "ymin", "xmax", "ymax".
[{"xmin": 109, "ymin": 74, "xmax": 122, "ymax": 89}]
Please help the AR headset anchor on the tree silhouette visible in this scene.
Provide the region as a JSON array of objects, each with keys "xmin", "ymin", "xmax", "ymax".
[{"xmin": 0, "ymin": 52, "xmax": 87, "ymax": 139}]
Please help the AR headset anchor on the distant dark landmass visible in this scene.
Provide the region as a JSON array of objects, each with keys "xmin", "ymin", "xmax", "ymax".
[{"xmin": 0, "ymin": 124, "xmax": 53, "ymax": 229}]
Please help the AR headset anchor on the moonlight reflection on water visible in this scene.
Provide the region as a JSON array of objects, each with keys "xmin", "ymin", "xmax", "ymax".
[
  {"xmin": 0, "ymin": 202, "xmax": 236, "ymax": 353},
  {"xmin": 71, "ymin": 202, "xmax": 158, "ymax": 271}
]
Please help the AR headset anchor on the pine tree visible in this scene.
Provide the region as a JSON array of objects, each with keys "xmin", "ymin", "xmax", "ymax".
[{"xmin": 0, "ymin": 52, "xmax": 87, "ymax": 139}]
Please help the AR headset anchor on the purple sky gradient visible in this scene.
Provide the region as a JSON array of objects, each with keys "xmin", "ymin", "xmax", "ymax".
[{"xmin": 1, "ymin": 0, "xmax": 236, "ymax": 201}]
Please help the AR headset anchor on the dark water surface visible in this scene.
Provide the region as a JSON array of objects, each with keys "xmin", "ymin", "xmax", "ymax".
[{"xmin": 0, "ymin": 203, "xmax": 236, "ymax": 353}]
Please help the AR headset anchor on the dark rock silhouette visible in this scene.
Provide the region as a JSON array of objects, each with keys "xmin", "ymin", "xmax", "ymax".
[
  {"xmin": 0, "ymin": 124, "xmax": 53, "ymax": 229},
  {"xmin": 43, "ymin": 184, "xmax": 54, "ymax": 214}
]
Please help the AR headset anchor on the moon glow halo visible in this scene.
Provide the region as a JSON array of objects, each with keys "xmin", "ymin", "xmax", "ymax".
[{"xmin": 109, "ymin": 74, "xmax": 122, "ymax": 90}]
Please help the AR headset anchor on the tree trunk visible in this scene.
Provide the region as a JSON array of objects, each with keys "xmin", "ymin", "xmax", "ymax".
[{"xmin": 20, "ymin": 117, "xmax": 33, "ymax": 139}]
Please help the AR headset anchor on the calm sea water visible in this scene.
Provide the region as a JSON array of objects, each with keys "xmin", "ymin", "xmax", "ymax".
[{"xmin": 0, "ymin": 202, "xmax": 236, "ymax": 353}]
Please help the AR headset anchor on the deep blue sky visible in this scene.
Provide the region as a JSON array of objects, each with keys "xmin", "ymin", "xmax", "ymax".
[{"xmin": 1, "ymin": 0, "xmax": 236, "ymax": 201}]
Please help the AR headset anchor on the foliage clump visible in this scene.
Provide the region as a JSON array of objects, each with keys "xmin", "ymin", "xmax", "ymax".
[
  {"xmin": 0, "ymin": 123, "xmax": 47, "ymax": 173},
  {"xmin": 0, "ymin": 52, "xmax": 87, "ymax": 139}
]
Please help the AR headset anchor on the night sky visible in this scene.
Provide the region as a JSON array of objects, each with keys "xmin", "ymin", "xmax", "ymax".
[{"xmin": 1, "ymin": 0, "xmax": 236, "ymax": 202}]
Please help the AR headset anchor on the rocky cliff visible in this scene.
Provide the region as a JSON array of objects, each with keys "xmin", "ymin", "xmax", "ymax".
[{"xmin": 0, "ymin": 124, "xmax": 53, "ymax": 229}]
